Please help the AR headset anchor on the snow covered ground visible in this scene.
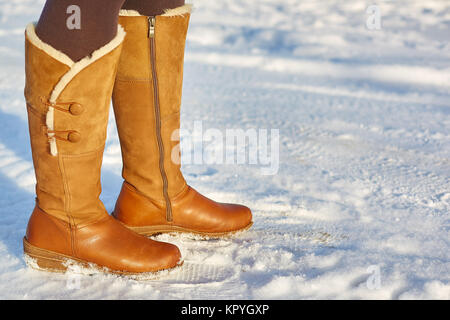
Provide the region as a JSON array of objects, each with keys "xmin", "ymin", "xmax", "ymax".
[{"xmin": 0, "ymin": 0, "xmax": 449, "ymax": 299}]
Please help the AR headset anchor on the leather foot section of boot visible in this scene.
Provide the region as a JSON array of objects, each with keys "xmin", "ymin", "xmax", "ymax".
[
  {"xmin": 113, "ymin": 182, "xmax": 253, "ymax": 237},
  {"xmin": 112, "ymin": 8, "xmax": 253, "ymax": 238},
  {"xmin": 24, "ymin": 206, "xmax": 182, "ymax": 275}
]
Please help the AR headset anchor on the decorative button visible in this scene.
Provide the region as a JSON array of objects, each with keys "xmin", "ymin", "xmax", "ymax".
[
  {"xmin": 67, "ymin": 131, "xmax": 81, "ymax": 143},
  {"xmin": 69, "ymin": 103, "xmax": 83, "ymax": 115}
]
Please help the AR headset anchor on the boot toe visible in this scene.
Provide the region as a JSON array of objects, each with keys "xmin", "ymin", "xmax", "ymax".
[
  {"xmin": 160, "ymin": 242, "xmax": 182, "ymax": 269},
  {"xmin": 140, "ymin": 240, "xmax": 182, "ymax": 272},
  {"xmin": 229, "ymin": 203, "xmax": 253, "ymax": 231}
]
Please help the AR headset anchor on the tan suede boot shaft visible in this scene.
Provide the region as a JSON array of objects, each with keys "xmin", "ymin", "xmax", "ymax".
[
  {"xmin": 113, "ymin": 12, "xmax": 188, "ymax": 202},
  {"xmin": 112, "ymin": 7, "xmax": 253, "ymax": 236},
  {"xmin": 23, "ymin": 24, "xmax": 181, "ymax": 273},
  {"xmin": 24, "ymin": 24, "xmax": 121, "ymax": 226}
]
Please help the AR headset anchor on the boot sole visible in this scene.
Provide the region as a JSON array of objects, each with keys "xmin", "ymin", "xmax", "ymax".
[
  {"xmin": 23, "ymin": 237, "xmax": 183, "ymax": 278},
  {"xmin": 125, "ymin": 221, "xmax": 253, "ymax": 238}
]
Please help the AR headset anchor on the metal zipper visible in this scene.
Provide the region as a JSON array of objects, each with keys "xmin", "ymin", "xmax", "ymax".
[{"xmin": 148, "ymin": 16, "xmax": 173, "ymax": 221}]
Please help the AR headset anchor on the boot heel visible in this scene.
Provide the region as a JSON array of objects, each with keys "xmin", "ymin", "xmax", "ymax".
[{"xmin": 23, "ymin": 237, "xmax": 72, "ymax": 273}]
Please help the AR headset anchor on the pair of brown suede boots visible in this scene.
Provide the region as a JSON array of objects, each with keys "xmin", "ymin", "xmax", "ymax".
[{"xmin": 23, "ymin": 5, "xmax": 252, "ymax": 276}]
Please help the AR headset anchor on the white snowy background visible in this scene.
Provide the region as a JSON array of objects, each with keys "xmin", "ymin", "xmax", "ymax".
[{"xmin": 0, "ymin": 0, "xmax": 449, "ymax": 299}]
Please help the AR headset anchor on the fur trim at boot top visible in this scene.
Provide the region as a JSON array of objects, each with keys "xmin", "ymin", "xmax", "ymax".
[
  {"xmin": 25, "ymin": 23, "xmax": 126, "ymax": 156},
  {"xmin": 119, "ymin": 3, "xmax": 192, "ymax": 17}
]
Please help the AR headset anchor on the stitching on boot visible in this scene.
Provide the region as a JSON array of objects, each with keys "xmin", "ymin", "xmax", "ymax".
[{"xmin": 57, "ymin": 154, "xmax": 75, "ymax": 256}]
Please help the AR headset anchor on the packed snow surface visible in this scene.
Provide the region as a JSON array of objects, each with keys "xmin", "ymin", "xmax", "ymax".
[{"xmin": 0, "ymin": 0, "xmax": 449, "ymax": 299}]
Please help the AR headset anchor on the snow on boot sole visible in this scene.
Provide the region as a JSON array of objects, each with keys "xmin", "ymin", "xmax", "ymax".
[{"xmin": 23, "ymin": 237, "xmax": 184, "ymax": 279}]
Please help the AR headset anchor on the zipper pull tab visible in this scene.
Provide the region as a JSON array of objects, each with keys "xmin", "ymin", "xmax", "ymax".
[{"xmin": 148, "ymin": 16, "xmax": 155, "ymax": 38}]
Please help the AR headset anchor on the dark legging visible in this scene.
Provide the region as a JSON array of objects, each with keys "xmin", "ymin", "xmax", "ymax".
[{"xmin": 35, "ymin": 0, "xmax": 185, "ymax": 61}]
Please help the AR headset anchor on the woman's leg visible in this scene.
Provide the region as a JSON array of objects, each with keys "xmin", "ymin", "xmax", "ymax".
[
  {"xmin": 35, "ymin": 0, "xmax": 126, "ymax": 61},
  {"xmin": 121, "ymin": 0, "xmax": 185, "ymax": 16},
  {"xmin": 24, "ymin": 0, "xmax": 182, "ymax": 275}
]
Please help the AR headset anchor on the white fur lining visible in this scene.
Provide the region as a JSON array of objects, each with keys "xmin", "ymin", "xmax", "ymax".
[
  {"xmin": 162, "ymin": 4, "xmax": 192, "ymax": 17},
  {"xmin": 25, "ymin": 23, "xmax": 73, "ymax": 67},
  {"xmin": 47, "ymin": 25, "xmax": 125, "ymax": 104},
  {"xmin": 119, "ymin": 9, "xmax": 142, "ymax": 17},
  {"xmin": 26, "ymin": 23, "xmax": 126, "ymax": 156},
  {"xmin": 45, "ymin": 107, "xmax": 57, "ymax": 156},
  {"xmin": 119, "ymin": 4, "xmax": 192, "ymax": 17}
]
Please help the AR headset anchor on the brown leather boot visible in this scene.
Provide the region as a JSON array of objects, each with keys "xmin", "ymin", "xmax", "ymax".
[
  {"xmin": 23, "ymin": 23, "xmax": 181, "ymax": 275},
  {"xmin": 112, "ymin": 5, "xmax": 253, "ymax": 237}
]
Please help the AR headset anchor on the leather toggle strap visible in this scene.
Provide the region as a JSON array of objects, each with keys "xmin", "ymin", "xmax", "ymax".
[
  {"xmin": 42, "ymin": 126, "xmax": 81, "ymax": 143},
  {"xmin": 40, "ymin": 97, "xmax": 84, "ymax": 116}
]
